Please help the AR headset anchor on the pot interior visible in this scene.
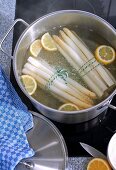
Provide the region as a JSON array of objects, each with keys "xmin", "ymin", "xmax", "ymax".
[{"xmin": 14, "ymin": 10, "xmax": 116, "ymax": 111}]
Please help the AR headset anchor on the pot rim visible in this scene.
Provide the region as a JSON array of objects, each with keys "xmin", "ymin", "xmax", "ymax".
[{"xmin": 13, "ymin": 10, "xmax": 116, "ymax": 115}]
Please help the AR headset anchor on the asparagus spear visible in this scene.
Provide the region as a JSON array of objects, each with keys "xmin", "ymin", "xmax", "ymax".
[
  {"xmin": 25, "ymin": 62, "xmax": 93, "ymax": 104},
  {"xmin": 28, "ymin": 57, "xmax": 96, "ymax": 100},
  {"xmin": 59, "ymin": 30, "xmax": 87, "ymax": 62},
  {"xmin": 22, "ymin": 67, "xmax": 92, "ymax": 109},
  {"xmin": 63, "ymin": 27, "xmax": 114, "ymax": 87},
  {"xmin": 53, "ymin": 35, "xmax": 103, "ymax": 97},
  {"xmin": 59, "ymin": 30, "xmax": 108, "ymax": 93}
]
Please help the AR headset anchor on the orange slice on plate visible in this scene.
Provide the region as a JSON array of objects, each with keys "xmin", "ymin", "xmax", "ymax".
[
  {"xmin": 41, "ymin": 32, "xmax": 57, "ymax": 51},
  {"xmin": 95, "ymin": 45, "xmax": 115, "ymax": 65},
  {"xmin": 87, "ymin": 158, "xmax": 112, "ymax": 170}
]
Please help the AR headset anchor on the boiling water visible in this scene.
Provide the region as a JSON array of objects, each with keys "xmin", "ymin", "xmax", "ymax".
[{"xmin": 25, "ymin": 25, "xmax": 116, "ymax": 109}]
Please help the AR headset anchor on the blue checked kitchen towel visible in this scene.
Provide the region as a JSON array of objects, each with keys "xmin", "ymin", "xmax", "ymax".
[{"xmin": 0, "ymin": 66, "xmax": 35, "ymax": 170}]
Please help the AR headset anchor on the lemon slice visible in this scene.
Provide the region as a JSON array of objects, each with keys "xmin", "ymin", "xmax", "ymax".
[
  {"xmin": 41, "ymin": 32, "xmax": 57, "ymax": 51},
  {"xmin": 29, "ymin": 39, "xmax": 42, "ymax": 57},
  {"xmin": 87, "ymin": 158, "xmax": 111, "ymax": 170},
  {"xmin": 21, "ymin": 75, "xmax": 37, "ymax": 95},
  {"xmin": 58, "ymin": 103, "xmax": 79, "ymax": 111},
  {"xmin": 95, "ymin": 45, "xmax": 115, "ymax": 65}
]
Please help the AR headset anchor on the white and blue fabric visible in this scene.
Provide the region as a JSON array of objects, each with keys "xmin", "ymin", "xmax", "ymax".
[{"xmin": 0, "ymin": 66, "xmax": 35, "ymax": 170}]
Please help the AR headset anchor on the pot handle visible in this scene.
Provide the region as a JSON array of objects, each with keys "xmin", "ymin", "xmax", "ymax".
[
  {"xmin": 109, "ymin": 104, "xmax": 116, "ymax": 110},
  {"xmin": 0, "ymin": 18, "xmax": 29, "ymax": 59},
  {"xmin": 108, "ymin": 93, "xmax": 116, "ymax": 110}
]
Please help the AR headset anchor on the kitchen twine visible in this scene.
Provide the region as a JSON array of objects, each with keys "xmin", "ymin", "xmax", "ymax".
[
  {"xmin": 45, "ymin": 58, "xmax": 100, "ymax": 89},
  {"xmin": 45, "ymin": 67, "xmax": 68, "ymax": 89},
  {"xmin": 77, "ymin": 57, "xmax": 100, "ymax": 77}
]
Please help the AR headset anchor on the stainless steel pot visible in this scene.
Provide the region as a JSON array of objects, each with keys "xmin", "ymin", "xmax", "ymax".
[{"xmin": 0, "ymin": 10, "xmax": 116, "ymax": 124}]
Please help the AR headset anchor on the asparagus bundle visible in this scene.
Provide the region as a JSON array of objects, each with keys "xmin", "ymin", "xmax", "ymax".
[
  {"xmin": 22, "ymin": 57, "xmax": 96, "ymax": 109},
  {"xmin": 53, "ymin": 28, "xmax": 115, "ymax": 97},
  {"xmin": 63, "ymin": 28, "xmax": 115, "ymax": 87}
]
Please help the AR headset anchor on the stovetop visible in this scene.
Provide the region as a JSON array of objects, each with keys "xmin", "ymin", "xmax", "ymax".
[{"xmin": 11, "ymin": 0, "xmax": 116, "ymax": 157}]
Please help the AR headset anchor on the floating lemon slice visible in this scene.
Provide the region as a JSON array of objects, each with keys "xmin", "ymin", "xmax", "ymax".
[
  {"xmin": 95, "ymin": 45, "xmax": 115, "ymax": 65},
  {"xmin": 21, "ymin": 75, "xmax": 37, "ymax": 95},
  {"xmin": 58, "ymin": 103, "xmax": 79, "ymax": 111},
  {"xmin": 41, "ymin": 32, "xmax": 57, "ymax": 51},
  {"xmin": 29, "ymin": 39, "xmax": 42, "ymax": 57},
  {"xmin": 87, "ymin": 158, "xmax": 111, "ymax": 170}
]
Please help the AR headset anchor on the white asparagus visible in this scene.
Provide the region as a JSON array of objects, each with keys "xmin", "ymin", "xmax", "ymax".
[
  {"xmin": 22, "ymin": 68, "xmax": 69, "ymax": 103},
  {"xmin": 54, "ymin": 43, "xmax": 96, "ymax": 99},
  {"xmin": 25, "ymin": 62, "xmax": 93, "ymax": 105},
  {"xmin": 71, "ymin": 30, "xmax": 103, "ymax": 79},
  {"xmin": 67, "ymin": 78, "xmax": 96, "ymax": 99},
  {"xmin": 51, "ymin": 93, "xmax": 70, "ymax": 104},
  {"xmin": 59, "ymin": 30, "xmax": 87, "ymax": 62},
  {"xmin": 22, "ymin": 68, "xmax": 92, "ymax": 109},
  {"xmin": 53, "ymin": 35, "xmax": 104, "ymax": 97},
  {"xmin": 22, "ymin": 68, "xmax": 46, "ymax": 86},
  {"xmin": 67, "ymin": 83, "xmax": 93, "ymax": 104},
  {"xmin": 59, "ymin": 30, "xmax": 108, "ymax": 93},
  {"xmin": 102, "ymin": 66, "xmax": 116, "ymax": 84},
  {"xmin": 63, "ymin": 27, "xmax": 114, "ymax": 87},
  {"xmin": 62, "ymin": 30, "xmax": 101, "ymax": 75},
  {"xmin": 28, "ymin": 57, "xmax": 96, "ymax": 100},
  {"xmin": 24, "ymin": 63, "xmax": 68, "ymax": 91},
  {"xmin": 28, "ymin": 57, "xmax": 52, "ymax": 76}
]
